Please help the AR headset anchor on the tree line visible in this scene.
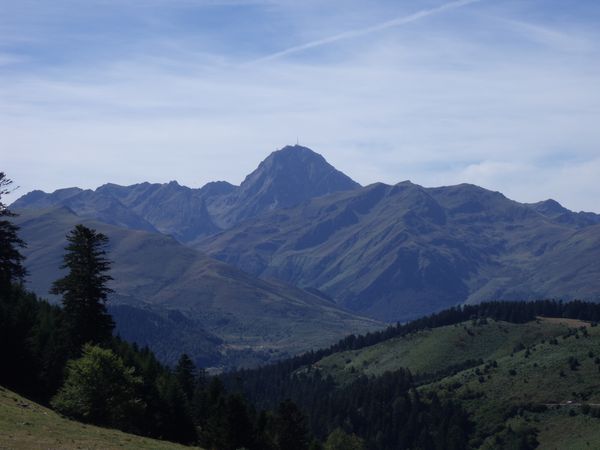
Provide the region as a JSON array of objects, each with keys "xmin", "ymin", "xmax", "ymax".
[
  {"xmin": 224, "ymin": 297, "xmax": 600, "ymax": 398},
  {"xmin": 4, "ymin": 170, "xmax": 600, "ymax": 449}
]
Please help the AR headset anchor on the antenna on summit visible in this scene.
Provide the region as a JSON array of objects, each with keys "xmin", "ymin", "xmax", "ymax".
[{"xmin": 296, "ymin": 136, "xmax": 299, "ymax": 146}]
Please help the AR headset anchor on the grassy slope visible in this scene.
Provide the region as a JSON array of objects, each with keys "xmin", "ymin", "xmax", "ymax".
[
  {"xmin": 419, "ymin": 319, "xmax": 600, "ymax": 448},
  {"xmin": 0, "ymin": 386, "xmax": 199, "ymax": 450},
  {"xmin": 304, "ymin": 317, "xmax": 600, "ymax": 448},
  {"xmin": 309, "ymin": 318, "xmax": 572, "ymax": 384}
]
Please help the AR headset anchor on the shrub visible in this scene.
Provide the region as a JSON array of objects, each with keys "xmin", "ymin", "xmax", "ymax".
[
  {"xmin": 51, "ymin": 344, "xmax": 144, "ymax": 431},
  {"xmin": 324, "ymin": 428, "xmax": 365, "ymax": 450}
]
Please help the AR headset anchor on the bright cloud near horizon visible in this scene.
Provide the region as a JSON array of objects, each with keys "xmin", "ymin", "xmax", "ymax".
[{"xmin": 1, "ymin": 0, "xmax": 600, "ymax": 212}]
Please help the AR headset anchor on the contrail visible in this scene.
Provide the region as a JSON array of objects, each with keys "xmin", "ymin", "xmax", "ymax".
[{"xmin": 250, "ymin": 0, "xmax": 481, "ymax": 64}]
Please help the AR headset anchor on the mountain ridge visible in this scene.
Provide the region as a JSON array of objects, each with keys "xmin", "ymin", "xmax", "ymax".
[
  {"xmin": 11, "ymin": 144, "xmax": 600, "ymax": 325},
  {"xmin": 12, "ymin": 145, "xmax": 361, "ymax": 244},
  {"xmin": 199, "ymin": 178, "xmax": 600, "ymax": 321}
]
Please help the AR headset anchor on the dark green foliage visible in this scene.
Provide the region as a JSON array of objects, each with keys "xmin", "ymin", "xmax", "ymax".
[
  {"xmin": 324, "ymin": 428, "xmax": 365, "ymax": 450},
  {"xmin": 493, "ymin": 425, "xmax": 539, "ymax": 450},
  {"xmin": 1, "ymin": 213, "xmax": 197, "ymax": 444},
  {"xmin": 223, "ymin": 394, "xmax": 256, "ymax": 450},
  {"xmin": 194, "ymin": 378, "xmax": 258, "ymax": 450},
  {"xmin": 224, "ymin": 366, "xmax": 470, "ymax": 450},
  {"xmin": 108, "ymin": 338, "xmax": 197, "ymax": 443},
  {"xmin": 175, "ymin": 353, "xmax": 196, "ymax": 400},
  {"xmin": 154, "ymin": 373, "xmax": 197, "ymax": 443},
  {"xmin": 51, "ymin": 344, "xmax": 144, "ymax": 430},
  {"xmin": 0, "ymin": 285, "xmax": 67, "ymax": 400},
  {"xmin": 568, "ymin": 356, "xmax": 580, "ymax": 371},
  {"xmin": 1, "ymin": 282, "xmax": 198, "ymax": 443},
  {"xmin": 51, "ymin": 225, "xmax": 114, "ymax": 353},
  {"xmin": 274, "ymin": 399, "xmax": 309, "ymax": 450},
  {"xmin": 0, "ymin": 172, "xmax": 26, "ymax": 292}
]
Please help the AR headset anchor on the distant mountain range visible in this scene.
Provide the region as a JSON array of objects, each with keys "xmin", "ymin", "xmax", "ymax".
[
  {"xmin": 15, "ymin": 146, "xmax": 359, "ymax": 245},
  {"xmin": 201, "ymin": 179, "xmax": 600, "ymax": 321},
  {"xmin": 12, "ymin": 145, "xmax": 600, "ymax": 365}
]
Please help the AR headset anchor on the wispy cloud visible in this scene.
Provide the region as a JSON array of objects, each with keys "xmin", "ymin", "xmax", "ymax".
[
  {"xmin": 2, "ymin": 0, "xmax": 600, "ymax": 213},
  {"xmin": 250, "ymin": 0, "xmax": 482, "ymax": 63},
  {"xmin": 498, "ymin": 17, "xmax": 593, "ymax": 53}
]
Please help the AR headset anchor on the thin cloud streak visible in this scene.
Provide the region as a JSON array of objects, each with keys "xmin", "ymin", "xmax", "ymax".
[
  {"xmin": 2, "ymin": 0, "xmax": 600, "ymax": 213},
  {"xmin": 249, "ymin": 0, "xmax": 482, "ymax": 64}
]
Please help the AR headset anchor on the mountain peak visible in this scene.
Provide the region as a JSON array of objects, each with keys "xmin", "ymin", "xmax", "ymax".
[
  {"xmin": 275, "ymin": 143, "xmax": 320, "ymax": 154},
  {"xmin": 212, "ymin": 145, "xmax": 360, "ymax": 227},
  {"xmin": 533, "ymin": 199, "xmax": 568, "ymax": 215},
  {"xmin": 240, "ymin": 144, "xmax": 360, "ymax": 196},
  {"xmin": 262, "ymin": 144, "xmax": 329, "ymax": 167}
]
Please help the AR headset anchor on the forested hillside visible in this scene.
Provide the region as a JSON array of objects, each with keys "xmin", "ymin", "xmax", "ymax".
[{"xmin": 223, "ymin": 300, "xmax": 600, "ymax": 449}]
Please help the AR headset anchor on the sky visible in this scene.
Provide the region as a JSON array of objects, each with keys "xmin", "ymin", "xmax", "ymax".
[{"xmin": 1, "ymin": 0, "xmax": 600, "ymax": 212}]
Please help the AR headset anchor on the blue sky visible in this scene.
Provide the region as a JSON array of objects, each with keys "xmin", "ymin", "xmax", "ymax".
[{"xmin": 1, "ymin": 0, "xmax": 600, "ymax": 212}]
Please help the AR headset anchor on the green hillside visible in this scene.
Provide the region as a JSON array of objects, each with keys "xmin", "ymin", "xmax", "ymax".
[
  {"xmin": 307, "ymin": 317, "xmax": 581, "ymax": 384},
  {"xmin": 0, "ymin": 386, "xmax": 199, "ymax": 450},
  {"xmin": 421, "ymin": 319, "xmax": 600, "ymax": 448},
  {"xmin": 298, "ymin": 316, "xmax": 600, "ymax": 448}
]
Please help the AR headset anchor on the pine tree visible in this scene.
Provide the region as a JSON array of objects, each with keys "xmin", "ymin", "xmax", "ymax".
[
  {"xmin": 51, "ymin": 224, "xmax": 114, "ymax": 353},
  {"xmin": 275, "ymin": 399, "xmax": 309, "ymax": 450},
  {"xmin": 175, "ymin": 353, "xmax": 196, "ymax": 400},
  {"xmin": 0, "ymin": 172, "xmax": 27, "ymax": 293}
]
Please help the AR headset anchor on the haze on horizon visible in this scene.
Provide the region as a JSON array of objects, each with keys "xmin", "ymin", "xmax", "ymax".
[{"xmin": 1, "ymin": 0, "xmax": 599, "ymax": 212}]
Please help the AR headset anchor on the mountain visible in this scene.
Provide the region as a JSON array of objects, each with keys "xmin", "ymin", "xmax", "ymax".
[
  {"xmin": 205, "ymin": 145, "xmax": 361, "ymax": 228},
  {"xmin": 12, "ymin": 144, "xmax": 600, "ymax": 324},
  {"xmin": 200, "ymin": 181, "xmax": 600, "ymax": 321},
  {"xmin": 12, "ymin": 145, "xmax": 361, "ymax": 245},
  {"xmin": 14, "ymin": 206, "xmax": 379, "ymax": 368}
]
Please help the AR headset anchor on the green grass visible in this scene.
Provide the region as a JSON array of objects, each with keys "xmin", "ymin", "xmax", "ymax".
[
  {"xmin": 0, "ymin": 386, "xmax": 200, "ymax": 450},
  {"xmin": 420, "ymin": 321, "xmax": 600, "ymax": 448},
  {"xmin": 309, "ymin": 318, "xmax": 574, "ymax": 384},
  {"xmin": 535, "ymin": 409, "xmax": 600, "ymax": 450}
]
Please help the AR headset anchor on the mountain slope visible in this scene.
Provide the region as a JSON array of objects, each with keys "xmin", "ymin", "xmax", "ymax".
[
  {"xmin": 307, "ymin": 318, "xmax": 573, "ymax": 385},
  {"xmin": 200, "ymin": 181, "xmax": 600, "ymax": 321},
  {"xmin": 0, "ymin": 386, "xmax": 199, "ymax": 450},
  {"xmin": 15, "ymin": 206, "xmax": 380, "ymax": 368}
]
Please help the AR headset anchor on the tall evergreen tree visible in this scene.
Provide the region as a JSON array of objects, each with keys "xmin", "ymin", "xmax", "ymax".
[
  {"xmin": 51, "ymin": 224, "xmax": 114, "ymax": 353},
  {"xmin": 0, "ymin": 172, "xmax": 27, "ymax": 293},
  {"xmin": 275, "ymin": 399, "xmax": 309, "ymax": 450},
  {"xmin": 175, "ymin": 353, "xmax": 196, "ymax": 400}
]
